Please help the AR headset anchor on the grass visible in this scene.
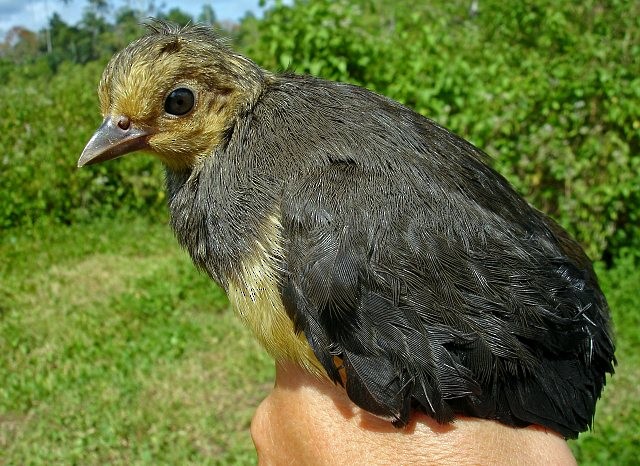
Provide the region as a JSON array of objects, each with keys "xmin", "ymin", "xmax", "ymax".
[
  {"xmin": 1, "ymin": 216, "xmax": 638, "ymax": 464},
  {"xmin": 0, "ymin": 216, "xmax": 273, "ymax": 464}
]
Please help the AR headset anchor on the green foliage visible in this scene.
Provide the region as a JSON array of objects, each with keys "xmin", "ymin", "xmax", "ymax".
[
  {"xmin": 0, "ymin": 59, "xmax": 166, "ymax": 229},
  {"xmin": 240, "ymin": 0, "xmax": 640, "ymax": 261},
  {"xmin": 46, "ymin": 12, "xmax": 110, "ymax": 66},
  {"xmin": 159, "ymin": 8, "xmax": 194, "ymax": 27}
]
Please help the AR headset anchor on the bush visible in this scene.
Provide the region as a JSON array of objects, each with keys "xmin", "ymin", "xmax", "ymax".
[{"xmin": 0, "ymin": 59, "xmax": 166, "ymax": 229}]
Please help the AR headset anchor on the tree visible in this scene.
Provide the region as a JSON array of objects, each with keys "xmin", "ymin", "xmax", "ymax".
[
  {"xmin": 0, "ymin": 26, "xmax": 39, "ymax": 62},
  {"xmin": 198, "ymin": 5, "xmax": 217, "ymax": 25},
  {"xmin": 160, "ymin": 8, "xmax": 193, "ymax": 27}
]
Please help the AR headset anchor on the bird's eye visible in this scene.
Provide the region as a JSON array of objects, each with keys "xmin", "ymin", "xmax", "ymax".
[{"xmin": 165, "ymin": 88, "xmax": 195, "ymax": 116}]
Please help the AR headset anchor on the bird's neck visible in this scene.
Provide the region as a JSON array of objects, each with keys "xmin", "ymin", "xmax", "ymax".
[
  {"xmin": 165, "ymin": 156, "xmax": 324, "ymax": 377},
  {"xmin": 164, "ymin": 158, "xmax": 281, "ymax": 289}
]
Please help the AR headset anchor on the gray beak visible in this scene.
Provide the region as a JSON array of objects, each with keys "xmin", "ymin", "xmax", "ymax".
[{"xmin": 78, "ymin": 116, "xmax": 153, "ymax": 167}]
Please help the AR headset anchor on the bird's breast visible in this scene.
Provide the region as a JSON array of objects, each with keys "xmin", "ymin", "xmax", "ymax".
[
  {"xmin": 166, "ymin": 166, "xmax": 322, "ymax": 375},
  {"xmin": 226, "ymin": 213, "xmax": 325, "ymax": 377}
]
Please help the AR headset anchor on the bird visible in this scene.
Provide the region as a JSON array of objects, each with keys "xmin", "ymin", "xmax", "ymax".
[{"xmin": 78, "ymin": 21, "xmax": 615, "ymax": 439}]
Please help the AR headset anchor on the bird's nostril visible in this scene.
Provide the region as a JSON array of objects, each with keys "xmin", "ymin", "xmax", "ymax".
[{"xmin": 117, "ymin": 116, "xmax": 131, "ymax": 131}]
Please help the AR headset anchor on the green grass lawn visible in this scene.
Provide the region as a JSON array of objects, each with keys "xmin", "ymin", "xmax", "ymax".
[
  {"xmin": 1, "ymin": 216, "xmax": 638, "ymax": 464},
  {"xmin": 0, "ymin": 217, "xmax": 273, "ymax": 464}
]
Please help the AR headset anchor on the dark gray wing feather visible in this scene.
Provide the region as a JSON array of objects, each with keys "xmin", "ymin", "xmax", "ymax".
[{"xmin": 279, "ymin": 158, "xmax": 613, "ymax": 438}]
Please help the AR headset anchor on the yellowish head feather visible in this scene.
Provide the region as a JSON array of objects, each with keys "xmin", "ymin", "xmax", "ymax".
[{"xmin": 97, "ymin": 23, "xmax": 267, "ymax": 169}]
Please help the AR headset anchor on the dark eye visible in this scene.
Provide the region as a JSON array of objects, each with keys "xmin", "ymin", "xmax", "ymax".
[{"xmin": 165, "ymin": 88, "xmax": 195, "ymax": 116}]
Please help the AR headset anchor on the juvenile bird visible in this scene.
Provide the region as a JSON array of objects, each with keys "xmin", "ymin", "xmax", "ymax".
[{"xmin": 78, "ymin": 22, "xmax": 615, "ymax": 438}]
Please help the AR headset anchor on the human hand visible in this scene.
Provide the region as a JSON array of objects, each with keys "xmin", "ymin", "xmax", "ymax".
[{"xmin": 251, "ymin": 362, "xmax": 577, "ymax": 465}]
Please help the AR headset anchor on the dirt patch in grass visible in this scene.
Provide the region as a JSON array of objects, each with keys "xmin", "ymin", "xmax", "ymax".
[
  {"xmin": 49, "ymin": 254, "xmax": 165, "ymax": 307},
  {"xmin": 0, "ymin": 412, "xmax": 32, "ymax": 451}
]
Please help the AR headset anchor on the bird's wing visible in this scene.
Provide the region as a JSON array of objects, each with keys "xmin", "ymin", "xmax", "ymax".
[{"xmin": 279, "ymin": 159, "xmax": 613, "ymax": 436}]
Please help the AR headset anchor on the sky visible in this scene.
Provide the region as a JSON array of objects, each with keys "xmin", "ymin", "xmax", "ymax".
[{"xmin": 0, "ymin": 0, "xmax": 267, "ymax": 38}]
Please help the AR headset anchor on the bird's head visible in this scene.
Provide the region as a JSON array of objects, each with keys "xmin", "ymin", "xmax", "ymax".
[{"xmin": 78, "ymin": 21, "xmax": 266, "ymax": 170}]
